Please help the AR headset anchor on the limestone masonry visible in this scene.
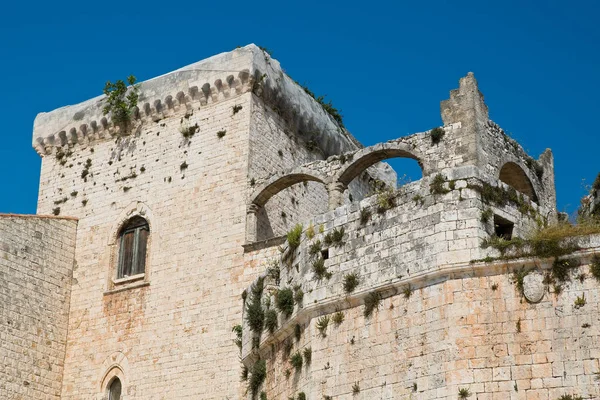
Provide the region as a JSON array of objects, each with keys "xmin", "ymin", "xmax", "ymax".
[{"xmin": 1, "ymin": 44, "xmax": 599, "ymax": 400}]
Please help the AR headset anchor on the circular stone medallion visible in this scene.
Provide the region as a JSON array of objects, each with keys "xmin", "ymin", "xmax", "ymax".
[{"xmin": 523, "ymin": 271, "xmax": 545, "ymax": 303}]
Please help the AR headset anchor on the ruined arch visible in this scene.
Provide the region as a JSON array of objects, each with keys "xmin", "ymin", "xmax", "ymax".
[
  {"xmin": 248, "ymin": 169, "xmax": 329, "ymax": 242},
  {"xmin": 499, "ymin": 162, "xmax": 538, "ymax": 203},
  {"xmin": 250, "ymin": 170, "xmax": 328, "ymax": 207},
  {"xmin": 336, "ymin": 143, "xmax": 426, "ymax": 187}
]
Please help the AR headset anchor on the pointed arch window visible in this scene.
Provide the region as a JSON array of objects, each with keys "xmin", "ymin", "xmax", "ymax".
[
  {"xmin": 117, "ymin": 216, "xmax": 149, "ymax": 279},
  {"xmin": 108, "ymin": 377, "xmax": 122, "ymax": 400}
]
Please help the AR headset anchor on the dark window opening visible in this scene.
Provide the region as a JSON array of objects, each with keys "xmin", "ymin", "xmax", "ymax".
[
  {"xmin": 108, "ymin": 377, "xmax": 122, "ymax": 400},
  {"xmin": 117, "ymin": 216, "xmax": 149, "ymax": 278},
  {"xmin": 321, "ymin": 249, "xmax": 329, "ymax": 260},
  {"xmin": 494, "ymin": 215, "xmax": 514, "ymax": 240}
]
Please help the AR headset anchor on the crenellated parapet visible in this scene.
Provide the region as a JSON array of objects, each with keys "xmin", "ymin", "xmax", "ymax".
[{"xmin": 32, "ymin": 69, "xmax": 254, "ymax": 155}]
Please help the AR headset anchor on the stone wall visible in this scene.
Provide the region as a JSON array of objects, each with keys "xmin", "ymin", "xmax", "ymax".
[
  {"xmin": 0, "ymin": 214, "xmax": 77, "ymax": 400},
  {"xmin": 241, "ymin": 182, "xmax": 600, "ymax": 399}
]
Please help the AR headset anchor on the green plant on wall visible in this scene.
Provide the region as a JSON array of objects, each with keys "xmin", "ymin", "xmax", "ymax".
[{"xmin": 103, "ymin": 75, "xmax": 139, "ymax": 129}]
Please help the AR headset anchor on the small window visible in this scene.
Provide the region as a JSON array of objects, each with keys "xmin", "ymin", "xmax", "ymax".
[
  {"xmin": 494, "ymin": 215, "xmax": 514, "ymax": 240},
  {"xmin": 117, "ymin": 216, "xmax": 149, "ymax": 279},
  {"xmin": 108, "ymin": 377, "xmax": 122, "ymax": 400}
]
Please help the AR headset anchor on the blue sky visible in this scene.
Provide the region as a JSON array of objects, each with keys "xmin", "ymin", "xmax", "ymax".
[{"xmin": 0, "ymin": 0, "xmax": 598, "ymax": 216}]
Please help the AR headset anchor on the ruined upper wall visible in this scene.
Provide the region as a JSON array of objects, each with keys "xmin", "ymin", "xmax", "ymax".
[{"xmin": 0, "ymin": 214, "xmax": 77, "ymax": 399}]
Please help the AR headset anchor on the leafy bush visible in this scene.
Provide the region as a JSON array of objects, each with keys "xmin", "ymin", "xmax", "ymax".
[
  {"xmin": 264, "ymin": 309, "xmax": 278, "ymax": 333},
  {"xmin": 359, "ymin": 208, "xmax": 371, "ymax": 225},
  {"xmin": 246, "ymin": 278, "xmax": 265, "ymax": 333},
  {"xmin": 248, "ymin": 359, "xmax": 266, "ymax": 397},
  {"xmin": 275, "ymin": 287, "xmax": 295, "ymax": 317},
  {"xmin": 430, "ymin": 127, "xmax": 445, "ymax": 144},
  {"xmin": 103, "ymin": 75, "xmax": 139, "ymax": 128}
]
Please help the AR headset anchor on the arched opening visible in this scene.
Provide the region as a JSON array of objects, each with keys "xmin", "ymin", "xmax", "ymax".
[
  {"xmin": 337, "ymin": 148, "xmax": 424, "ymax": 203},
  {"xmin": 499, "ymin": 162, "xmax": 538, "ymax": 203},
  {"xmin": 117, "ymin": 216, "xmax": 149, "ymax": 278},
  {"xmin": 338, "ymin": 147, "xmax": 423, "ymax": 187},
  {"xmin": 107, "ymin": 377, "xmax": 122, "ymax": 400},
  {"xmin": 255, "ymin": 180, "xmax": 328, "ymax": 242}
]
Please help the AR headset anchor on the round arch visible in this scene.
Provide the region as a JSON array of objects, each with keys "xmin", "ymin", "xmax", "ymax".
[
  {"xmin": 499, "ymin": 162, "xmax": 538, "ymax": 203},
  {"xmin": 335, "ymin": 143, "xmax": 426, "ymax": 187},
  {"xmin": 250, "ymin": 169, "xmax": 328, "ymax": 207}
]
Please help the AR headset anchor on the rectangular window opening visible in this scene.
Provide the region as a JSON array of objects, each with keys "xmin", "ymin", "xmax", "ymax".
[{"xmin": 494, "ymin": 215, "xmax": 514, "ymax": 240}]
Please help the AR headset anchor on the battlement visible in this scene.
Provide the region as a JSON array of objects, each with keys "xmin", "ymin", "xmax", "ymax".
[{"xmin": 32, "ymin": 44, "xmax": 364, "ymax": 158}]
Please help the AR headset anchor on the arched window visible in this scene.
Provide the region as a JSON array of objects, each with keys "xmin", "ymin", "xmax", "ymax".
[
  {"xmin": 108, "ymin": 377, "xmax": 122, "ymax": 400},
  {"xmin": 117, "ymin": 216, "xmax": 149, "ymax": 278}
]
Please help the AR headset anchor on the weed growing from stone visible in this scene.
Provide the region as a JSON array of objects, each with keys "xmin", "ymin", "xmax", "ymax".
[
  {"xmin": 324, "ymin": 227, "xmax": 344, "ymax": 247},
  {"xmin": 516, "ymin": 318, "xmax": 522, "ymax": 333},
  {"xmin": 232, "ymin": 105, "xmax": 243, "ymax": 114},
  {"xmin": 52, "ymin": 207, "xmax": 60, "ymax": 216},
  {"xmin": 376, "ymin": 189, "xmax": 395, "ymax": 213},
  {"xmin": 303, "ymin": 347, "xmax": 311, "ymax": 365},
  {"xmin": 216, "ymin": 130, "xmax": 227, "ymax": 138},
  {"xmin": 312, "ymin": 258, "xmax": 331, "ymax": 280},
  {"xmin": 103, "ymin": 75, "xmax": 139, "ymax": 129},
  {"xmin": 481, "ymin": 208, "xmax": 493, "ymax": 223},
  {"xmin": 458, "ymin": 387, "xmax": 471, "ymax": 398},
  {"xmin": 293, "ymin": 285, "xmax": 304, "ymax": 305},
  {"xmin": 246, "ymin": 278, "xmax": 265, "ymax": 333},
  {"xmin": 574, "ymin": 294, "xmax": 586, "ymax": 309},
  {"xmin": 309, "ymin": 240, "xmax": 322, "ymax": 257},
  {"xmin": 430, "ymin": 174, "xmax": 449, "ymax": 195},
  {"xmin": 275, "ymin": 288, "xmax": 294, "ymax": 318},
  {"xmin": 316, "ymin": 316, "xmax": 329, "ymax": 337},
  {"xmin": 286, "ymin": 224, "xmax": 303, "ymax": 250},
  {"xmin": 403, "ymin": 285, "xmax": 413, "ymax": 299},
  {"xmin": 332, "ymin": 311, "xmax": 344, "ymax": 325},
  {"xmin": 343, "ymin": 273, "xmax": 359, "ymax": 293},
  {"xmin": 264, "ymin": 309, "xmax": 278, "ymax": 333},
  {"xmin": 248, "ymin": 359, "xmax": 266, "ymax": 398},
  {"xmin": 290, "ymin": 351, "xmax": 303, "ymax": 371},
  {"xmin": 240, "ymin": 365, "xmax": 248, "ymax": 381},
  {"xmin": 412, "ymin": 194, "xmax": 425, "ymax": 206},
  {"xmin": 430, "ymin": 127, "xmax": 445, "ymax": 144},
  {"xmin": 297, "ymin": 392, "xmax": 306, "ymax": 400},
  {"xmin": 232, "ymin": 324, "xmax": 243, "ymax": 350},
  {"xmin": 364, "ymin": 291, "xmax": 381, "ymax": 318},
  {"xmin": 352, "ymin": 382, "xmax": 360, "ymax": 395},
  {"xmin": 305, "ymin": 223, "xmax": 315, "ymax": 239}
]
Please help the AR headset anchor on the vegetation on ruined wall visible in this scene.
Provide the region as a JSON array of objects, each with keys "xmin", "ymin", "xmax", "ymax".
[
  {"xmin": 430, "ymin": 127, "xmax": 445, "ymax": 145},
  {"xmin": 343, "ymin": 273, "xmax": 360, "ymax": 293},
  {"xmin": 103, "ymin": 75, "xmax": 139, "ymax": 128}
]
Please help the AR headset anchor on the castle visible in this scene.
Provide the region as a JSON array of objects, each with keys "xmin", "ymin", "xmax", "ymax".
[{"xmin": 1, "ymin": 44, "xmax": 599, "ymax": 400}]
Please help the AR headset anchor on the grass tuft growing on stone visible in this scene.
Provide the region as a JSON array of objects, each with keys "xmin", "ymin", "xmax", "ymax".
[
  {"xmin": 289, "ymin": 351, "xmax": 303, "ymax": 371},
  {"xmin": 458, "ymin": 387, "xmax": 471, "ymax": 398},
  {"xmin": 343, "ymin": 273, "xmax": 360, "ymax": 293},
  {"xmin": 248, "ymin": 359, "xmax": 266, "ymax": 398},
  {"xmin": 364, "ymin": 291, "xmax": 381, "ymax": 318},
  {"xmin": 316, "ymin": 316, "xmax": 329, "ymax": 337},
  {"xmin": 286, "ymin": 224, "xmax": 303, "ymax": 250}
]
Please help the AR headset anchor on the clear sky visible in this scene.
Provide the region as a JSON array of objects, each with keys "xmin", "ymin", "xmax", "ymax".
[{"xmin": 1, "ymin": 0, "xmax": 598, "ymax": 216}]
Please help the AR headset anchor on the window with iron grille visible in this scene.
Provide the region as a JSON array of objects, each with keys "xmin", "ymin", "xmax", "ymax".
[{"xmin": 117, "ymin": 216, "xmax": 149, "ymax": 279}]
